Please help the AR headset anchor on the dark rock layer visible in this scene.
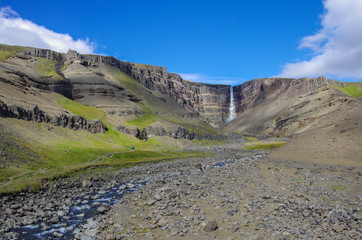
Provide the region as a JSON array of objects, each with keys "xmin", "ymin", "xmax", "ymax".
[
  {"xmin": 232, "ymin": 76, "xmax": 329, "ymax": 114},
  {"xmin": 116, "ymin": 125, "xmax": 244, "ymax": 142},
  {"xmin": 22, "ymin": 47, "xmax": 334, "ymax": 126},
  {"xmin": 0, "ymin": 100, "xmax": 106, "ymax": 133},
  {"xmin": 24, "ymin": 48, "xmax": 231, "ymax": 126}
]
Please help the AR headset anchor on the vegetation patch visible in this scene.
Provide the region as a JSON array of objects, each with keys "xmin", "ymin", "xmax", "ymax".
[
  {"xmin": 0, "ymin": 131, "xmax": 198, "ymax": 195},
  {"xmin": 58, "ymin": 96, "xmax": 107, "ymax": 122},
  {"xmin": 331, "ymin": 84, "xmax": 362, "ymax": 98},
  {"xmin": 135, "ymin": 227, "xmax": 149, "ymax": 234},
  {"xmin": 331, "ymin": 184, "xmax": 346, "ymax": 191},
  {"xmin": 295, "ymin": 177, "xmax": 306, "ymax": 182},
  {"xmin": 193, "ymin": 139, "xmax": 223, "ymax": 146},
  {"xmin": 0, "ymin": 51, "xmax": 15, "ymax": 61},
  {"xmin": 60, "ymin": 64, "xmax": 68, "ymax": 72},
  {"xmin": 0, "ymin": 97, "xmax": 205, "ymax": 195},
  {"xmin": 133, "ymin": 62, "xmax": 160, "ymax": 71},
  {"xmin": 36, "ymin": 58, "xmax": 63, "ymax": 80},
  {"xmin": 0, "ymin": 44, "xmax": 26, "ymax": 51},
  {"xmin": 0, "ymin": 45, "xmax": 26, "ymax": 61},
  {"xmin": 244, "ymin": 136, "xmax": 259, "ymax": 142},
  {"xmin": 113, "ymin": 69, "xmax": 149, "ymax": 94},
  {"xmin": 243, "ymin": 141, "xmax": 286, "ymax": 150},
  {"xmin": 58, "ymin": 96, "xmax": 151, "ymax": 148},
  {"xmin": 127, "ymin": 102, "xmax": 158, "ymax": 128},
  {"xmin": 103, "ymin": 150, "xmax": 192, "ymax": 166}
]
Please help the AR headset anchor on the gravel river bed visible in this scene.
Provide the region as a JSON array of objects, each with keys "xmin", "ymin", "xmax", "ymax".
[{"xmin": 1, "ymin": 144, "xmax": 361, "ymax": 239}]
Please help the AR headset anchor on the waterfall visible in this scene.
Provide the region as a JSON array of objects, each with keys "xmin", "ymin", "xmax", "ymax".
[{"xmin": 227, "ymin": 86, "xmax": 236, "ymax": 122}]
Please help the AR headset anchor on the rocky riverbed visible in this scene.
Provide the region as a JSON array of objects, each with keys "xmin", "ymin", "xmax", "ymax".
[{"xmin": 0, "ymin": 144, "xmax": 361, "ymax": 239}]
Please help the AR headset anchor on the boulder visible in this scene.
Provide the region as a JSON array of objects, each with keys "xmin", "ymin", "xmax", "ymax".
[
  {"xmin": 97, "ymin": 204, "xmax": 111, "ymax": 213},
  {"xmin": 203, "ymin": 220, "xmax": 218, "ymax": 232},
  {"xmin": 48, "ymin": 216, "xmax": 60, "ymax": 224}
]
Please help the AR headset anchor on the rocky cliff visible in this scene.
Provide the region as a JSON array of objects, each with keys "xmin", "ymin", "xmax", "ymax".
[
  {"xmin": 232, "ymin": 76, "xmax": 330, "ymax": 115},
  {"xmin": 22, "ymin": 48, "xmax": 231, "ymax": 126},
  {"xmin": 114, "ymin": 63, "xmax": 230, "ymax": 125},
  {"xmin": 2, "ymin": 45, "xmax": 342, "ymax": 129},
  {"xmin": 116, "ymin": 125, "xmax": 243, "ymax": 142},
  {"xmin": 0, "ymin": 100, "xmax": 106, "ymax": 133}
]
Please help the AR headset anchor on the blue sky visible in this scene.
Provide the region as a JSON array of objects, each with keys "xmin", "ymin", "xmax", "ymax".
[{"xmin": 0, "ymin": 0, "xmax": 361, "ymax": 85}]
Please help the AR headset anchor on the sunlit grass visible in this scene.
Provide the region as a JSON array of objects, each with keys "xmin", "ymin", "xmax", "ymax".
[
  {"xmin": 331, "ymin": 184, "xmax": 347, "ymax": 191},
  {"xmin": 193, "ymin": 139, "xmax": 223, "ymax": 146},
  {"xmin": 0, "ymin": 50, "xmax": 15, "ymax": 61},
  {"xmin": 243, "ymin": 141, "xmax": 286, "ymax": 150},
  {"xmin": 37, "ymin": 58, "xmax": 63, "ymax": 80},
  {"xmin": 0, "ymin": 97, "xmax": 204, "ymax": 195},
  {"xmin": 244, "ymin": 136, "xmax": 259, "ymax": 142},
  {"xmin": 127, "ymin": 102, "xmax": 158, "ymax": 128},
  {"xmin": 331, "ymin": 84, "xmax": 362, "ymax": 98},
  {"xmin": 0, "ymin": 44, "xmax": 26, "ymax": 61}
]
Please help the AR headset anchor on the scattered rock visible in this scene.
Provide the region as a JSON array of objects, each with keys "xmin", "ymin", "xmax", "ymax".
[
  {"xmin": 203, "ymin": 220, "xmax": 218, "ymax": 232},
  {"xmin": 48, "ymin": 216, "xmax": 60, "ymax": 224},
  {"xmin": 97, "ymin": 204, "xmax": 111, "ymax": 213}
]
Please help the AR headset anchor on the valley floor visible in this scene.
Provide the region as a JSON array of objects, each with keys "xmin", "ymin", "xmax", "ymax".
[{"xmin": 1, "ymin": 145, "xmax": 361, "ymax": 240}]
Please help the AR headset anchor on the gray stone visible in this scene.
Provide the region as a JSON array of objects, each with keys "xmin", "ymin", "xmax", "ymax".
[
  {"xmin": 154, "ymin": 193, "xmax": 162, "ymax": 201},
  {"xmin": 53, "ymin": 232, "xmax": 63, "ymax": 237},
  {"xmin": 10, "ymin": 204, "xmax": 22, "ymax": 210},
  {"xmin": 157, "ymin": 218, "xmax": 168, "ymax": 227},
  {"xmin": 4, "ymin": 208, "xmax": 13, "ymax": 215},
  {"xmin": 80, "ymin": 234, "xmax": 93, "ymax": 240},
  {"xmin": 97, "ymin": 204, "xmax": 110, "ymax": 213},
  {"xmin": 82, "ymin": 180, "xmax": 92, "ymax": 188},
  {"xmin": 48, "ymin": 216, "xmax": 60, "ymax": 224},
  {"xmin": 203, "ymin": 220, "xmax": 218, "ymax": 232}
]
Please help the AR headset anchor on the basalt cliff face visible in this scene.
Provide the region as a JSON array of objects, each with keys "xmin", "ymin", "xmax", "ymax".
[
  {"xmin": 231, "ymin": 76, "xmax": 331, "ymax": 114},
  {"xmin": 0, "ymin": 44, "xmax": 348, "ymax": 131},
  {"xmin": 22, "ymin": 48, "xmax": 231, "ymax": 126},
  {"xmin": 115, "ymin": 61, "xmax": 231, "ymax": 126},
  {"xmin": 0, "ymin": 100, "xmax": 106, "ymax": 133}
]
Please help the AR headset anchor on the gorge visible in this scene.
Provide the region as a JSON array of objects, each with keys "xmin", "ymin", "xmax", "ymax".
[{"xmin": 0, "ymin": 44, "xmax": 361, "ymax": 240}]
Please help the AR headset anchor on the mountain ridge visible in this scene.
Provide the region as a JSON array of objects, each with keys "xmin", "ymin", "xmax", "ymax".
[
  {"xmin": 0, "ymin": 43, "xmax": 361, "ymax": 195},
  {"xmin": 3, "ymin": 44, "xmax": 352, "ymax": 127}
]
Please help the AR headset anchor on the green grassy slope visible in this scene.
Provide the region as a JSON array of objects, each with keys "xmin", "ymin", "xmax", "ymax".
[
  {"xmin": 0, "ymin": 54, "xmax": 218, "ymax": 195},
  {"xmin": 0, "ymin": 44, "xmax": 26, "ymax": 61},
  {"xmin": 109, "ymin": 66, "xmax": 217, "ymax": 133},
  {"xmin": 36, "ymin": 58, "xmax": 63, "ymax": 80},
  {"xmin": 0, "ymin": 96, "xmax": 203, "ymax": 195},
  {"xmin": 331, "ymin": 83, "xmax": 362, "ymax": 98}
]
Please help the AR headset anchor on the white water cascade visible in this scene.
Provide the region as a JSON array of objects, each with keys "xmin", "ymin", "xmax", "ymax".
[{"xmin": 227, "ymin": 86, "xmax": 236, "ymax": 122}]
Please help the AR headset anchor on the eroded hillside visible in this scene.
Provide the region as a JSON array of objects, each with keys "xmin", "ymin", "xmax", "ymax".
[{"xmin": 0, "ymin": 43, "xmax": 361, "ymax": 194}]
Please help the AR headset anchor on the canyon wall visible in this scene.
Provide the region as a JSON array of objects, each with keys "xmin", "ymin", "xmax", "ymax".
[
  {"xmin": 232, "ymin": 76, "xmax": 330, "ymax": 114},
  {"xmin": 24, "ymin": 48, "xmax": 231, "ymax": 126},
  {"xmin": 22, "ymin": 47, "xmax": 333, "ymax": 127}
]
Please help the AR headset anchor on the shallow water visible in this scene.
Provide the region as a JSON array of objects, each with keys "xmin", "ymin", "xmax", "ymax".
[
  {"xmin": 14, "ymin": 181, "xmax": 146, "ymax": 239},
  {"xmin": 14, "ymin": 153, "xmax": 266, "ymax": 239}
]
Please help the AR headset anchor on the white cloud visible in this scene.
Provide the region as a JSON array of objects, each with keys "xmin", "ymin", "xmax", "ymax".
[
  {"xmin": 179, "ymin": 73, "xmax": 241, "ymax": 86},
  {"xmin": 0, "ymin": 7, "xmax": 95, "ymax": 54},
  {"xmin": 278, "ymin": 0, "xmax": 362, "ymax": 80}
]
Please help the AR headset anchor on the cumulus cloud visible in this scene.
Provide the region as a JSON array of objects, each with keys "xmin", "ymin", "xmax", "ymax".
[
  {"xmin": 179, "ymin": 73, "xmax": 241, "ymax": 86},
  {"xmin": 278, "ymin": 0, "xmax": 362, "ymax": 80},
  {"xmin": 0, "ymin": 7, "xmax": 95, "ymax": 53}
]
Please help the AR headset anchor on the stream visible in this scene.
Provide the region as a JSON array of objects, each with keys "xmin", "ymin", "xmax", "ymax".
[
  {"xmin": 12, "ymin": 153, "xmax": 266, "ymax": 239},
  {"xmin": 13, "ymin": 181, "xmax": 146, "ymax": 239}
]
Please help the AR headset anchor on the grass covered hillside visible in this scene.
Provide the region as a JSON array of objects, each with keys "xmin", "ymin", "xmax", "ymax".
[
  {"xmin": 1, "ymin": 44, "xmax": 361, "ymax": 196},
  {"xmin": 0, "ymin": 97, "xmax": 203, "ymax": 195},
  {"xmin": 332, "ymin": 83, "xmax": 362, "ymax": 98},
  {"xmin": 0, "ymin": 45, "xmax": 218, "ymax": 195}
]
